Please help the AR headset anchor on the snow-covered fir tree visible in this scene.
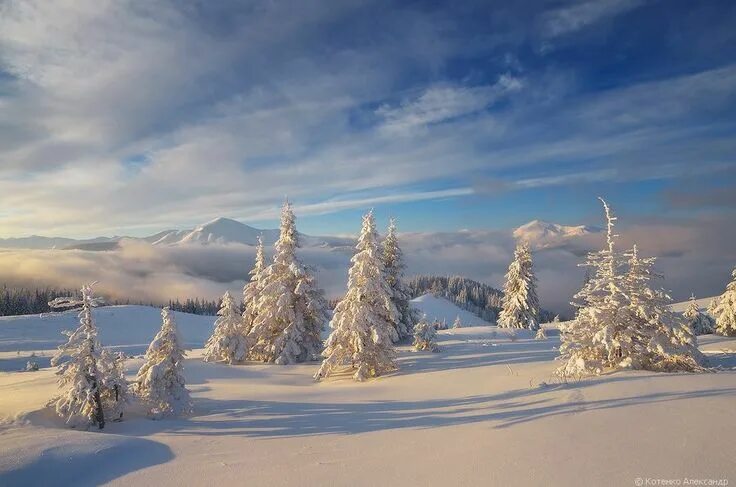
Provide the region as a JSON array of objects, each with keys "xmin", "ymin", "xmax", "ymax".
[
  {"xmin": 315, "ymin": 211, "xmax": 399, "ymax": 381},
  {"xmin": 498, "ymin": 242, "xmax": 540, "ymax": 330},
  {"xmin": 452, "ymin": 315, "xmax": 462, "ymax": 329},
  {"xmin": 713, "ymin": 267, "xmax": 736, "ymax": 336},
  {"xmin": 249, "ymin": 202, "xmax": 328, "ymax": 364},
  {"xmin": 204, "ymin": 291, "xmax": 248, "ymax": 364},
  {"xmin": 707, "ymin": 297, "xmax": 719, "ymax": 318},
  {"xmin": 623, "ymin": 245, "xmax": 704, "ymax": 371},
  {"xmin": 98, "ymin": 350, "xmax": 129, "ymax": 421},
  {"xmin": 242, "ymin": 235, "xmax": 266, "ymax": 337},
  {"xmin": 683, "ymin": 295, "xmax": 715, "ymax": 335},
  {"xmin": 535, "ymin": 327, "xmax": 547, "ymax": 340},
  {"xmin": 413, "ymin": 316, "xmax": 439, "ymax": 351},
  {"xmin": 558, "ymin": 199, "xmax": 705, "ymax": 377},
  {"xmin": 382, "ymin": 218, "xmax": 418, "ymax": 341},
  {"xmin": 135, "ymin": 307, "xmax": 192, "ymax": 417},
  {"xmin": 48, "ymin": 284, "xmax": 106, "ymax": 429}
]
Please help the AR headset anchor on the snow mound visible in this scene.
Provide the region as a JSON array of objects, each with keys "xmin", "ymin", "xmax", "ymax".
[
  {"xmin": 410, "ymin": 294, "xmax": 489, "ymax": 326},
  {"xmin": 0, "ymin": 427, "xmax": 172, "ymax": 486},
  {"xmin": 513, "ymin": 219, "xmax": 599, "ymax": 249}
]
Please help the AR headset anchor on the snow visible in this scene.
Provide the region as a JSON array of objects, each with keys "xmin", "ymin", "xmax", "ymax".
[
  {"xmin": 671, "ymin": 296, "xmax": 717, "ymax": 314},
  {"xmin": 513, "ymin": 219, "xmax": 600, "ymax": 249},
  {"xmin": 410, "ymin": 294, "xmax": 489, "ymax": 326},
  {"xmin": 0, "ymin": 306, "xmax": 213, "ymax": 371},
  {"xmin": 0, "ymin": 216, "xmax": 353, "ymax": 250},
  {"xmin": 1, "ymin": 298, "xmax": 735, "ymax": 485}
]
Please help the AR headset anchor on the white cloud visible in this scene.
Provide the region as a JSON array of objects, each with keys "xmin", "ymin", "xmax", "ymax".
[
  {"xmin": 540, "ymin": 0, "xmax": 645, "ymax": 38},
  {"xmin": 376, "ymin": 75, "xmax": 523, "ymax": 135}
]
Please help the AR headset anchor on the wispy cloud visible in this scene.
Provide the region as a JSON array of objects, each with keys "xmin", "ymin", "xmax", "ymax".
[
  {"xmin": 0, "ymin": 0, "xmax": 734, "ymax": 241},
  {"xmin": 376, "ymin": 75, "xmax": 523, "ymax": 135},
  {"xmin": 540, "ymin": 0, "xmax": 645, "ymax": 38}
]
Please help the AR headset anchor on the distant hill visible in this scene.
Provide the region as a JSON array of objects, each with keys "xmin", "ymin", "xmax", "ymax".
[{"xmin": 411, "ymin": 294, "xmax": 490, "ymax": 326}]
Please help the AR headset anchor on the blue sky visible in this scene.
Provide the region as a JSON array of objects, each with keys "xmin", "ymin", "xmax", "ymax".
[{"xmin": 0, "ymin": 0, "xmax": 735, "ymax": 238}]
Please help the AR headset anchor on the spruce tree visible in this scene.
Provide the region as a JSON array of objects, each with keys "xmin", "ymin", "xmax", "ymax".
[
  {"xmin": 413, "ymin": 316, "xmax": 439, "ymax": 351},
  {"xmin": 498, "ymin": 242, "xmax": 540, "ymax": 330},
  {"xmin": 623, "ymin": 246, "xmax": 704, "ymax": 371},
  {"xmin": 48, "ymin": 285, "xmax": 106, "ymax": 429},
  {"xmin": 204, "ymin": 291, "xmax": 248, "ymax": 364},
  {"xmin": 135, "ymin": 307, "xmax": 191, "ymax": 417},
  {"xmin": 249, "ymin": 202, "xmax": 328, "ymax": 364},
  {"xmin": 684, "ymin": 294, "xmax": 715, "ymax": 335},
  {"xmin": 98, "ymin": 350, "xmax": 129, "ymax": 422},
  {"xmin": 315, "ymin": 211, "xmax": 399, "ymax": 381},
  {"xmin": 714, "ymin": 267, "xmax": 736, "ymax": 336},
  {"xmin": 558, "ymin": 199, "xmax": 705, "ymax": 377},
  {"xmin": 242, "ymin": 236, "xmax": 266, "ymax": 336},
  {"xmin": 452, "ymin": 315, "xmax": 462, "ymax": 329},
  {"xmin": 382, "ymin": 218, "xmax": 418, "ymax": 341}
]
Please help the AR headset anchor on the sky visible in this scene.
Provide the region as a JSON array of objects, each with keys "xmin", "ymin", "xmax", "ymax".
[
  {"xmin": 1, "ymin": 0, "xmax": 736, "ymax": 313},
  {"xmin": 0, "ymin": 0, "xmax": 735, "ymax": 239}
]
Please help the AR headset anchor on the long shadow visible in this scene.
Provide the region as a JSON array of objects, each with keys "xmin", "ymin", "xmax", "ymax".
[
  {"xmin": 0, "ymin": 434, "xmax": 173, "ymax": 487},
  {"xmin": 134, "ymin": 382, "xmax": 736, "ymax": 440},
  {"xmin": 396, "ymin": 334, "xmax": 559, "ymax": 376}
]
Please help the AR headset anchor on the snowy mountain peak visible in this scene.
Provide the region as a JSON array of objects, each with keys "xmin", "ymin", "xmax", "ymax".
[
  {"xmin": 179, "ymin": 217, "xmax": 278, "ymax": 246},
  {"xmin": 513, "ymin": 220, "xmax": 600, "ymax": 249}
]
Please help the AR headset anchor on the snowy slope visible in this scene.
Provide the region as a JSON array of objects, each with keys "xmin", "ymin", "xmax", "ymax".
[
  {"xmin": 410, "ymin": 293, "xmax": 490, "ymax": 326},
  {"xmin": 174, "ymin": 217, "xmax": 281, "ymax": 246},
  {"xmin": 670, "ymin": 295, "xmax": 718, "ymax": 314},
  {"xmin": 0, "ymin": 306, "xmax": 214, "ymax": 371},
  {"xmin": 0, "ymin": 324, "xmax": 734, "ymax": 486}
]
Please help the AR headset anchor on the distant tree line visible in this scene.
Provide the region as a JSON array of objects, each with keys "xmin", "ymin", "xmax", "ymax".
[{"xmin": 0, "ymin": 284, "xmax": 220, "ymax": 317}]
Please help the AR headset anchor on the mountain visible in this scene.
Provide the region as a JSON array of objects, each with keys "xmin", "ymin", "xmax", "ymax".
[
  {"xmin": 513, "ymin": 220, "xmax": 600, "ymax": 249},
  {"xmin": 0, "ymin": 217, "xmax": 353, "ymax": 250},
  {"xmin": 0, "ymin": 235, "xmax": 118, "ymax": 250},
  {"xmin": 164, "ymin": 217, "xmax": 281, "ymax": 246}
]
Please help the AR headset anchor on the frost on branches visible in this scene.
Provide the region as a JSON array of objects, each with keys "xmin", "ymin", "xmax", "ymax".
[
  {"xmin": 382, "ymin": 218, "xmax": 419, "ymax": 341},
  {"xmin": 498, "ymin": 242, "xmax": 540, "ymax": 330},
  {"xmin": 204, "ymin": 291, "xmax": 248, "ymax": 364},
  {"xmin": 535, "ymin": 327, "xmax": 547, "ymax": 340},
  {"xmin": 242, "ymin": 235, "xmax": 266, "ymax": 337},
  {"xmin": 98, "ymin": 350, "xmax": 129, "ymax": 422},
  {"xmin": 48, "ymin": 284, "xmax": 107, "ymax": 429},
  {"xmin": 683, "ymin": 295, "xmax": 715, "ymax": 336},
  {"xmin": 413, "ymin": 316, "xmax": 439, "ymax": 352},
  {"xmin": 248, "ymin": 202, "xmax": 328, "ymax": 364},
  {"xmin": 557, "ymin": 199, "xmax": 705, "ymax": 378},
  {"xmin": 713, "ymin": 268, "xmax": 736, "ymax": 336},
  {"xmin": 315, "ymin": 211, "xmax": 399, "ymax": 382},
  {"xmin": 135, "ymin": 307, "xmax": 192, "ymax": 417}
]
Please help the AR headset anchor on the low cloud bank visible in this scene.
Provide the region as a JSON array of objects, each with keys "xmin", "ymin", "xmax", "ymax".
[{"xmin": 1, "ymin": 216, "xmax": 734, "ymax": 315}]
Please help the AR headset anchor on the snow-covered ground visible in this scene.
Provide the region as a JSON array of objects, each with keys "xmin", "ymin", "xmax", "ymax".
[
  {"xmin": 1, "ymin": 298, "xmax": 735, "ymax": 486},
  {"xmin": 0, "ymin": 306, "xmax": 214, "ymax": 372},
  {"xmin": 410, "ymin": 294, "xmax": 490, "ymax": 326}
]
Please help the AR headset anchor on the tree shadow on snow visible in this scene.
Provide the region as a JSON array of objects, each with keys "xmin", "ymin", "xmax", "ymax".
[
  {"xmin": 395, "ymin": 334, "xmax": 559, "ymax": 376},
  {"xmin": 143, "ymin": 382, "xmax": 736, "ymax": 440},
  {"xmin": 0, "ymin": 434, "xmax": 173, "ymax": 487}
]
